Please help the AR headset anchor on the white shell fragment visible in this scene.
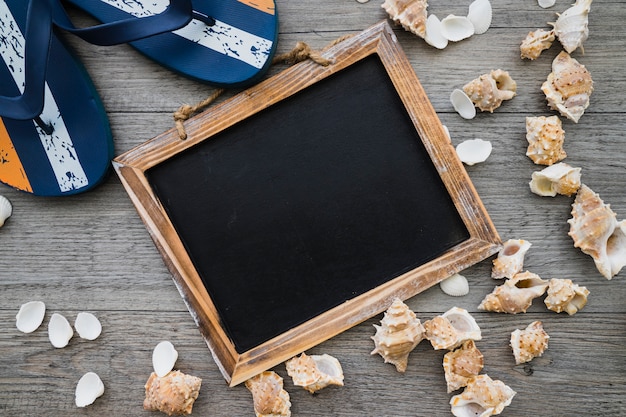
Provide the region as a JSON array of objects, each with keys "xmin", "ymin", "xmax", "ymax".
[
  {"xmin": 467, "ymin": 0, "xmax": 492, "ymax": 35},
  {"xmin": 48, "ymin": 313, "xmax": 74, "ymax": 348},
  {"xmin": 75, "ymin": 372, "xmax": 105, "ymax": 407},
  {"xmin": 529, "ymin": 162, "xmax": 582, "ymax": 197},
  {"xmin": 450, "ymin": 89, "xmax": 477, "ymax": 120},
  {"xmin": 74, "ymin": 312, "xmax": 102, "ymax": 341},
  {"xmin": 153, "ymin": 341, "xmax": 178, "ymax": 377},
  {"xmin": 440, "ymin": 273, "xmax": 470, "ymax": 296},
  {"xmin": 456, "ymin": 139, "xmax": 492, "ymax": 166},
  {"xmin": 425, "ymin": 14, "xmax": 449, "ymax": 49},
  {"xmin": 538, "ymin": 0, "xmax": 556, "ymax": 8},
  {"xmin": 16, "ymin": 301, "xmax": 46, "ymax": 333},
  {"xmin": 440, "ymin": 15, "xmax": 475, "ymax": 42},
  {"xmin": 0, "ymin": 195, "xmax": 12, "ymax": 227}
]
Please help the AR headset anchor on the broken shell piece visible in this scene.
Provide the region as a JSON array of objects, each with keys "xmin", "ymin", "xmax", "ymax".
[
  {"xmin": 525, "ymin": 115, "xmax": 566, "ymax": 166},
  {"xmin": 144, "ymin": 370, "xmax": 202, "ymax": 416},
  {"xmin": 549, "ymin": 0, "xmax": 592, "ymax": 54},
  {"xmin": 285, "ymin": 353, "xmax": 344, "ymax": 393},
  {"xmin": 441, "ymin": 15, "xmax": 475, "ymax": 42},
  {"xmin": 153, "ymin": 341, "xmax": 179, "ymax": 378},
  {"xmin": 539, "ymin": 0, "xmax": 556, "ymax": 8},
  {"xmin": 491, "ymin": 239, "xmax": 532, "ymax": 279},
  {"xmin": 74, "ymin": 312, "xmax": 102, "ymax": 341},
  {"xmin": 463, "ymin": 70, "xmax": 517, "ymax": 113},
  {"xmin": 450, "ymin": 89, "xmax": 476, "ymax": 119},
  {"xmin": 544, "ymin": 278, "xmax": 589, "ymax": 314},
  {"xmin": 75, "ymin": 372, "xmax": 105, "ymax": 407},
  {"xmin": 245, "ymin": 371, "xmax": 291, "ymax": 417},
  {"xmin": 478, "ymin": 271, "xmax": 548, "ymax": 314},
  {"xmin": 520, "ymin": 29, "xmax": 555, "ymax": 60},
  {"xmin": 424, "ymin": 307, "xmax": 481, "ymax": 350},
  {"xmin": 0, "ymin": 195, "xmax": 12, "ymax": 227},
  {"xmin": 382, "ymin": 0, "xmax": 428, "ymax": 38},
  {"xmin": 530, "ymin": 162, "xmax": 582, "ymax": 197},
  {"xmin": 456, "ymin": 139, "xmax": 492, "ymax": 166},
  {"xmin": 450, "ymin": 374, "xmax": 516, "ymax": 417},
  {"xmin": 371, "ymin": 298, "xmax": 425, "ymax": 372},
  {"xmin": 467, "ymin": 0, "xmax": 492, "ymax": 35},
  {"xmin": 15, "ymin": 301, "xmax": 46, "ymax": 333},
  {"xmin": 568, "ymin": 185, "xmax": 626, "ymax": 279},
  {"xmin": 510, "ymin": 321, "xmax": 549, "ymax": 365},
  {"xmin": 443, "ymin": 340, "xmax": 484, "ymax": 393},
  {"xmin": 424, "ymin": 14, "xmax": 448, "ymax": 49},
  {"xmin": 440, "ymin": 273, "xmax": 470, "ymax": 297},
  {"xmin": 48, "ymin": 313, "xmax": 73, "ymax": 348}
]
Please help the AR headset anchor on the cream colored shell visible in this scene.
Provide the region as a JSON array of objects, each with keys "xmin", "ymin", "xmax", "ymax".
[
  {"xmin": 285, "ymin": 353, "xmax": 344, "ymax": 393},
  {"xmin": 530, "ymin": 162, "xmax": 582, "ymax": 197},
  {"xmin": 478, "ymin": 271, "xmax": 548, "ymax": 314},
  {"xmin": 440, "ymin": 273, "xmax": 470, "ymax": 297},
  {"xmin": 0, "ymin": 195, "xmax": 12, "ymax": 227},
  {"xmin": 245, "ymin": 371, "xmax": 291, "ymax": 417},
  {"xmin": 443, "ymin": 340, "xmax": 484, "ymax": 393},
  {"xmin": 449, "ymin": 374, "xmax": 516, "ymax": 417},
  {"xmin": 491, "ymin": 239, "xmax": 532, "ymax": 279},
  {"xmin": 143, "ymin": 370, "xmax": 202, "ymax": 416},
  {"xmin": 382, "ymin": 0, "xmax": 428, "ymax": 38},
  {"xmin": 424, "ymin": 307, "xmax": 482, "ymax": 350},
  {"xmin": 549, "ymin": 0, "xmax": 592, "ymax": 54},
  {"xmin": 520, "ymin": 29, "xmax": 555, "ymax": 60},
  {"xmin": 510, "ymin": 320, "xmax": 549, "ymax": 365},
  {"xmin": 544, "ymin": 278, "xmax": 590, "ymax": 314},
  {"xmin": 525, "ymin": 115, "xmax": 566, "ymax": 166},
  {"xmin": 462, "ymin": 70, "xmax": 517, "ymax": 112}
]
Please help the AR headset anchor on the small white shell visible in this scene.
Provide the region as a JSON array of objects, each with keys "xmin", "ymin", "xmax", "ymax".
[
  {"xmin": 16, "ymin": 301, "xmax": 46, "ymax": 333},
  {"xmin": 467, "ymin": 0, "xmax": 492, "ymax": 35},
  {"xmin": 450, "ymin": 89, "xmax": 477, "ymax": 120},
  {"xmin": 153, "ymin": 341, "xmax": 178, "ymax": 377},
  {"xmin": 425, "ymin": 14, "xmax": 449, "ymax": 49},
  {"xmin": 75, "ymin": 372, "xmax": 105, "ymax": 407},
  {"xmin": 440, "ymin": 273, "xmax": 470, "ymax": 296},
  {"xmin": 0, "ymin": 195, "xmax": 12, "ymax": 227},
  {"xmin": 48, "ymin": 313, "xmax": 74, "ymax": 348},
  {"xmin": 538, "ymin": 0, "xmax": 556, "ymax": 8},
  {"xmin": 440, "ymin": 15, "xmax": 475, "ymax": 42},
  {"xmin": 529, "ymin": 162, "xmax": 582, "ymax": 197},
  {"xmin": 456, "ymin": 139, "xmax": 492, "ymax": 166},
  {"xmin": 74, "ymin": 312, "xmax": 102, "ymax": 341}
]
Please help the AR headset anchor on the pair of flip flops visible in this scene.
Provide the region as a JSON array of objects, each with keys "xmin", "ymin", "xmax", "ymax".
[{"xmin": 0, "ymin": 0, "xmax": 278, "ymax": 196}]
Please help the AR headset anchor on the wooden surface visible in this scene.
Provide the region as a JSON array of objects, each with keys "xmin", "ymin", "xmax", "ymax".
[{"xmin": 1, "ymin": 1, "xmax": 625, "ymax": 416}]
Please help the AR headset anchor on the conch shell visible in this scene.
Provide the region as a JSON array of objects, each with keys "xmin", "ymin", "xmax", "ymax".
[
  {"xmin": 371, "ymin": 298, "xmax": 425, "ymax": 372},
  {"xmin": 478, "ymin": 271, "xmax": 549, "ymax": 314},
  {"xmin": 443, "ymin": 340, "xmax": 484, "ymax": 393},
  {"xmin": 450, "ymin": 374, "xmax": 516, "ymax": 417},
  {"xmin": 424, "ymin": 307, "xmax": 482, "ymax": 350},
  {"xmin": 544, "ymin": 278, "xmax": 590, "ymax": 314},
  {"xmin": 568, "ymin": 184, "xmax": 626, "ymax": 279},
  {"xmin": 525, "ymin": 115, "xmax": 566, "ymax": 166},
  {"xmin": 530, "ymin": 162, "xmax": 582, "ymax": 197},
  {"xmin": 245, "ymin": 371, "xmax": 291, "ymax": 417},
  {"xmin": 541, "ymin": 51, "xmax": 593, "ymax": 123},
  {"xmin": 491, "ymin": 239, "xmax": 532, "ymax": 279},
  {"xmin": 462, "ymin": 70, "xmax": 517, "ymax": 112},
  {"xmin": 520, "ymin": 29, "xmax": 555, "ymax": 60},
  {"xmin": 143, "ymin": 370, "xmax": 202, "ymax": 416},
  {"xmin": 382, "ymin": 0, "xmax": 428, "ymax": 38},
  {"xmin": 549, "ymin": 0, "xmax": 592, "ymax": 54},
  {"xmin": 510, "ymin": 320, "xmax": 549, "ymax": 365},
  {"xmin": 285, "ymin": 353, "xmax": 344, "ymax": 393}
]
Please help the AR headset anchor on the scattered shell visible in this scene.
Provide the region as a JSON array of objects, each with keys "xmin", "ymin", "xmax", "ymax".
[
  {"xmin": 463, "ymin": 70, "xmax": 517, "ymax": 112},
  {"xmin": 440, "ymin": 273, "xmax": 470, "ymax": 297},
  {"xmin": 450, "ymin": 89, "xmax": 477, "ymax": 119},
  {"xmin": 371, "ymin": 298, "xmax": 425, "ymax": 372},
  {"xmin": 525, "ymin": 115, "xmax": 566, "ymax": 165},
  {"xmin": 456, "ymin": 139, "xmax": 492, "ymax": 166},
  {"xmin": 544, "ymin": 278, "xmax": 590, "ymax": 314},
  {"xmin": 467, "ymin": 0, "xmax": 492, "ymax": 35},
  {"xmin": 15, "ymin": 300, "xmax": 46, "ymax": 333},
  {"xmin": 539, "ymin": 0, "xmax": 556, "ymax": 8},
  {"xmin": 520, "ymin": 28, "xmax": 555, "ymax": 60},
  {"xmin": 285, "ymin": 353, "xmax": 344, "ymax": 393},
  {"xmin": 478, "ymin": 271, "xmax": 548, "ymax": 314},
  {"xmin": 541, "ymin": 51, "xmax": 593, "ymax": 123},
  {"xmin": 424, "ymin": 14, "xmax": 448, "ymax": 49},
  {"xmin": 144, "ymin": 370, "xmax": 202, "ymax": 416},
  {"xmin": 382, "ymin": 0, "xmax": 428, "ymax": 38},
  {"xmin": 74, "ymin": 312, "xmax": 102, "ymax": 341},
  {"xmin": 48, "ymin": 313, "xmax": 73, "ymax": 348},
  {"xmin": 440, "ymin": 15, "xmax": 475, "ymax": 42},
  {"xmin": 450, "ymin": 374, "xmax": 516, "ymax": 417},
  {"xmin": 245, "ymin": 371, "xmax": 291, "ymax": 417},
  {"xmin": 75, "ymin": 372, "xmax": 105, "ymax": 407},
  {"xmin": 510, "ymin": 321, "xmax": 549, "ymax": 365},
  {"xmin": 443, "ymin": 340, "xmax": 484, "ymax": 393},
  {"xmin": 0, "ymin": 195, "xmax": 12, "ymax": 227},
  {"xmin": 153, "ymin": 341, "xmax": 179, "ymax": 378},
  {"xmin": 549, "ymin": 0, "xmax": 592, "ymax": 54},
  {"xmin": 424, "ymin": 307, "xmax": 481, "ymax": 350},
  {"xmin": 529, "ymin": 162, "xmax": 582, "ymax": 197},
  {"xmin": 491, "ymin": 239, "xmax": 532, "ymax": 279},
  {"xmin": 568, "ymin": 185, "xmax": 626, "ymax": 279}
]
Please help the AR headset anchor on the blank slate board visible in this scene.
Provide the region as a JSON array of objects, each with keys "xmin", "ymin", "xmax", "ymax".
[{"xmin": 113, "ymin": 21, "xmax": 501, "ymax": 386}]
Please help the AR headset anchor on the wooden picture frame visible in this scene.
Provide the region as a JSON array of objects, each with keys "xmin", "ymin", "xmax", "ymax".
[{"xmin": 113, "ymin": 21, "xmax": 501, "ymax": 386}]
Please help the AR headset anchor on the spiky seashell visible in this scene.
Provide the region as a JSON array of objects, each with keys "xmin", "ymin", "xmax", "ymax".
[
  {"xmin": 463, "ymin": 70, "xmax": 517, "ymax": 113},
  {"xmin": 424, "ymin": 307, "xmax": 481, "ymax": 350},
  {"xmin": 371, "ymin": 298, "xmax": 425, "ymax": 372},
  {"xmin": 541, "ymin": 51, "xmax": 593, "ymax": 123},
  {"xmin": 568, "ymin": 185, "xmax": 626, "ymax": 279},
  {"xmin": 75, "ymin": 372, "xmax": 105, "ymax": 407},
  {"xmin": 15, "ymin": 300, "xmax": 46, "ymax": 333},
  {"xmin": 443, "ymin": 340, "xmax": 484, "ymax": 393},
  {"xmin": 440, "ymin": 273, "xmax": 470, "ymax": 297},
  {"xmin": 520, "ymin": 29, "xmax": 555, "ymax": 60},
  {"xmin": 510, "ymin": 320, "xmax": 549, "ymax": 365},
  {"xmin": 144, "ymin": 370, "xmax": 202, "ymax": 416},
  {"xmin": 245, "ymin": 371, "xmax": 291, "ymax": 417},
  {"xmin": 450, "ymin": 89, "xmax": 476, "ymax": 119},
  {"xmin": 467, "ymin": 0, "xmax": 492, "ymax": 35},
  {"xmin": 285, "ymin": 353, "xmax": 344, "ymax": 393},
  {"xmin": 450, "ymin": 374, "xmax": 516, "ymax": 417},
  {"xmin": 456, "ymin": 139, "xmax": 492, "ymax": 166},
  {"xmin": 491, "ymin": 239, "xmax": 532, "ymax": 279},
  {"xmin": 0, "ymin": 195, "xmax": 12, "ymax": 227},
  {"xmin": 382, "ymin": 0, "xmax": 428, "ymax": 38},
  {"xmin": 440, "ymin": 15, "xmax": 475, "ymax": 42},
  {"xmin": 544, "ymin": 278, "xmax": 590, "ymax": 314},
  {"xmin": 74, "ymin": 312, "xmax": 102, "ymax": 341},
  {"xmin": 424, "ymin": 14, "xmax": 448, "ymax": 49},
  {"xmin": 478, "ymin": 271, "xmax": 548, "ymax": 314},
  {"xmin": 549, "ymin": 0, "xmax": 592, "ymax": 54},
  {"xmin": 530, "ymin": 162, "xmax": 582, "ymax": 197},
  {"xmin": 48, "ymin": 313, "xmax": 73, "ymax": 348},
  {"xmin": 153, "ymin": 341, "xmax": 179, "ymax": 378},
  {"xmin": 525, "ymin": 115, "xmax": 566, "ymax": 165}
]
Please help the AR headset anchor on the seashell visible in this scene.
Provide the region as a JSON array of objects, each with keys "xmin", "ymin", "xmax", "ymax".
[
  {"xmin": 525, "ymin": 115, "xmax": 567, "ymax": 165},
  {"xmin": 440, "ymin": 15, "xmax": 475, "ymax": 42},
  {"xmin": 245, "ymin": 371, "xmax": 291, "ymax": 417},
  {"xmin": 75, "ymin": 372, "xmax": 105, "ymax": 407},
  {"xmin": 549, "ymin": 0, "xmax": 592, "ymax": 54},
  {"xmin": 456, "ymin": 139, "xmax": 492, "ymax": 166},
  {"xmin": 450, "ymin": 89, "xmax": 476, "ymax": 120},
  {"xmin": 541, "ymin": 51, "xmax": 593, "ymax": 123},
  {"xmin": 443, "ymin": 340, "xmax": 484, "ymax": 393},
  {"xmin": 539, "ymin": 0, "xmax": 556, "ymax": 8},
  {"xmin": 144, "ymin": 370, "xmax": 202, "ymax": 416},
  {"xmin": 510, "ymin": 320, "xmax": 549, "ymax": 365},
  {"xmin": 478, "ymin": 271, "xmax": 548, "ymax": 314},
  {"xmin": 48, "ymin": 312, "xmax": 73, "ymax": 348},
  {"xmin": 15, "ymin": 300, "xmax": 46, "ymax": 333},
  {"xmin": 153, "ymin": 341, "xmax": 179, "ymax": 378},
  {"xmin": 450, "ymin": 374, "xmax": 516, "ymax": 417},
  {"xmin": 491, "ymin": 239, "xmax": 532, "ymax": 279},
  {"xmin": 440, "ymin": 273, "xmax": 470, "ymax": 297},
  {"xmin": 520, "ymin": 29, "xmax": 555, "ymax": 60},
  {"xmin": 371, "ymin": 298, "xmax": 425, "ymax": 372},
  {"xmin": 424, "ymin": 14, "xmax": 448, "ymax": 49},
  {"xmin": 381, "ymin": 0, "xmax": 428, "ymax": 38},
  {"xmin": 463, "ymin": 70, "xmax": 517, "ymax": 113},
  {"xmin": 467, "ymin": 0, "xmax": 492, "ymax": 35},
  {"xmin": 0, "ymin": 195, "xmax": 12, "ymax": 227},
  {"xmin": 530, "ymin": 162, "xmax": 582, "ymax": 197},
  {"xmin": 568, "ymin": 185, "xmax": 626, "ymax": 279},
  {"xmin": 544, "ymin": 278, "xmax": 589, "ymax": 314},
  {"xmin": 424, "ymin": 307, "xmax": 481, "ymax": 350},
  {"xmin": 74, "ymin": 312, "xmax": 102, "ymax": 341},
  {"xmin": 285, "ymin": 352, "xmax": 344, "ymax": 393}
]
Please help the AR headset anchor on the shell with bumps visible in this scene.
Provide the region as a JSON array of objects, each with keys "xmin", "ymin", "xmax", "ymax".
[
  {"xmin": 443, "ymin": 340, "xmax": 484, "ymax": 393},
  {"xmin": 478, "ymin": 271, "xmax": 549, "ymax": 314},
  {"xmin": 424, "ymin": 307, "xmax": 482, "ymax": 350},
  {"xmin": 285, "ymin": 353, "xmax": 344, "ymax": 393},
  {"xmin": 510, "ymin": 321, "xmax": 550, "ymax": 365},
  {"xmin": 530, "ymin": 162, "xmax": 582, "ymax": 197},
  {"xmin": 549, "ymin": 0, "xmax": 592, "ymax": 54},
  {"xmin": 544, "ymin": 278, "xmax": 590, "ymax": 314},
  {"xmin": 382, "ymin": 0, "xmax": 428, "ymax": 38},
  {"xmin": 491, "ymin": 239, "xmax": 532, "ymax": 279},
  {"xmin": 143, "ymin": 370, "xmax": 202, "ymax": 416},
  {"xmin": 568, "ymin": 184, "xmax": 626, "ymax": 279},
  {"xmin": 462, "ymin": 70, "xmax": 517, "ymax": 113},
  {"xmin": 450, "ymin": 374, "xmax": 516, "ymax": 417},
  {"xmin": 245, "ymin": 371, "xmax": 291, "ymax": 417},
  {"xmin": 371, "ymin": 298, "xmax": 425, "ymax": 372},
  {"xmin": 520, "ymin": 29, "xmax": 555, "ymax": 60},
  {"xmin": 525, "ymin": 115, "xmax": 567, "ymax": 166}
]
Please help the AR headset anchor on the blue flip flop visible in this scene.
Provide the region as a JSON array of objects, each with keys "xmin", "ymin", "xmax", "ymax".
[{"xmin": 56, "ymin": 0, "xmax": 279, "ymax": 88}]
